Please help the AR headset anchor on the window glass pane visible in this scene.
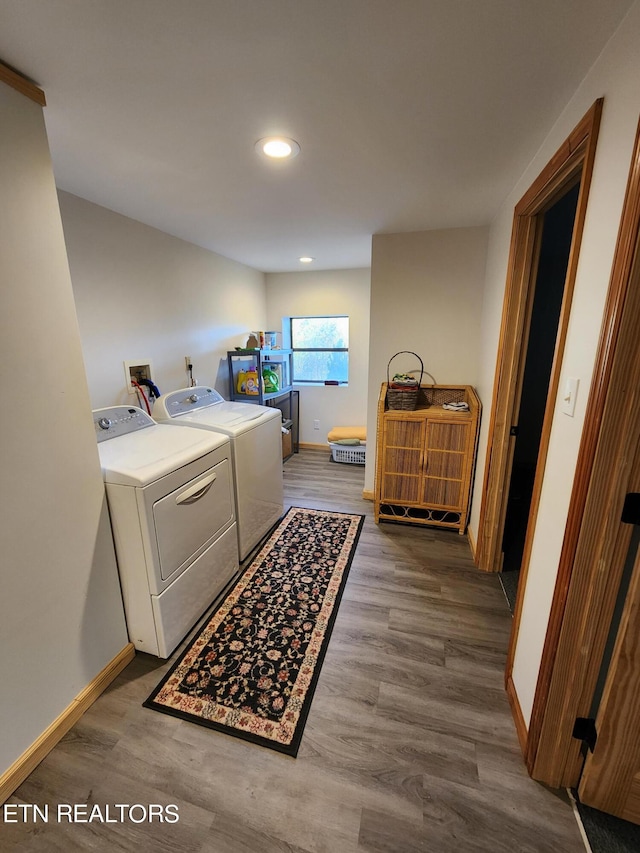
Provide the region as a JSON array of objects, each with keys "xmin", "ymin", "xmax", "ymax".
[
  {"xmin": 291, "ymin": 316, "xmax": 349, "ymax": 349},
  {"xmin": 290, "ymin": 316, "xmax": 349, "ymax": 383},
  {"xmin": 294, "ymin": 351, "xmax": 348, "ymax": 383}
]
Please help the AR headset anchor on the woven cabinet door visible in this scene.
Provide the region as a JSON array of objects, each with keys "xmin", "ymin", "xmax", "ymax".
[
  {"xmin": 380, "ymin": 417, "xmax": 425, "ymax": 504},
  {"xmin": 422, "ymin": 421, "xmax": 470, "ymax": 510}
]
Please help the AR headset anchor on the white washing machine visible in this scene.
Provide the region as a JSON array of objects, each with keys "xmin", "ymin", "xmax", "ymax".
[
  {"xmin": 93, "ymin": 404, "xmax": 239, "ymax": 657},
  {"xmin": 154, "ymin": 386, "xmax": 284, "ymax": 561}
]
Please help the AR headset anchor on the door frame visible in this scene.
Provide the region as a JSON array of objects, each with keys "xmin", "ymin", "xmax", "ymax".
[
  {"xmin": 476, "ymin": 99, "xmax": 603, "ymax": 581},
  {"xmin": 577, "ymin": 449, "xmax": 640, "ymax": 820},
  {"xmin": 526, "ymin": 115, "xmax": 640, "ymax": 787}
]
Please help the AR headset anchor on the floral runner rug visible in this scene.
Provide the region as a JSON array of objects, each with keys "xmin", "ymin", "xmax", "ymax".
[{"xmin": 144, "ymin": 506, "xmax": 365, "ymax": 756}]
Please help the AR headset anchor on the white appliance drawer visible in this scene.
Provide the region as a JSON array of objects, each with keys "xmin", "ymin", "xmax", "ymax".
[
  {"xmin": 151, "ymin": 457, "xmax": 234, "ymax": 581},
  {"xmin": 151, "ymin": 522, "xmax": 239, "ymax": 657}
]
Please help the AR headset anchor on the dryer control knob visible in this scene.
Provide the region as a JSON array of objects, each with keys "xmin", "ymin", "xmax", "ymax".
[
  {"xmin": 188, "ymin": 394, "xmax": 198, "ymax": 403},
  {"xmin": 98, "ymin": 417, "xmax": 112, "ymax": 430}
]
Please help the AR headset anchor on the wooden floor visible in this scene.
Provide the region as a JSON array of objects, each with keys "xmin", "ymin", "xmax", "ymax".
[{"xmin": 4, "ymin": 449, "xmax": 586, "ymax": 852}]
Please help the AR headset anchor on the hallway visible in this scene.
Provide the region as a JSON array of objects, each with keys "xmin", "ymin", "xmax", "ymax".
[{"xmin": 3, "ymin": 449, "xmax": 585, "ymax": 851}]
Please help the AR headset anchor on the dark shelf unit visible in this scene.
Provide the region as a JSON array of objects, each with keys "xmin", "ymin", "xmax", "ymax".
[{"xmin": 227, "ymin": 349, "xmax": 299, "ymax": 459}]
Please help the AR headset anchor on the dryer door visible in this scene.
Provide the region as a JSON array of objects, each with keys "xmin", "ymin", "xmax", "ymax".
[{"xmin": 152, "ymin": 458, "xmax": 234, "ymax": 581}]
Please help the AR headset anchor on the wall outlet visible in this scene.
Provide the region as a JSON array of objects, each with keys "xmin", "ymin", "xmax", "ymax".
[
  {"xmin": 313, "ymin": 419, "xmax": 320, "ymax": 430},
  {"xmin": 124, "ymin": 359, "xmax": 154, "ymax": 394}
]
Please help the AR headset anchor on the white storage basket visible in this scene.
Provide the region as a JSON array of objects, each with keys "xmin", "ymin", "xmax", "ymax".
[{"xmin": 329, "ymin": 442, "xmax": 366, "ymax": 465}]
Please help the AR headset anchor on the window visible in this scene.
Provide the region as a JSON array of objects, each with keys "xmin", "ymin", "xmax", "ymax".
[{"xmin": 290, "ymin": 316, "xmax": 349, "ymax": 384}]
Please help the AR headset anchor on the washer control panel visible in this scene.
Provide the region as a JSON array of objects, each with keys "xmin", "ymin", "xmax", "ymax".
[
  {"xmin": 93, "ymin": 406, "xmax": 155, "ymax": 442},
  {"xmin": 158, "ymin": 386, "xmax": 224, "ymax": 417}
]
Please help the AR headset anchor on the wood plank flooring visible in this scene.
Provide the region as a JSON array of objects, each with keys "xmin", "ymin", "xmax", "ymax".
[{"xmin": 2, "ymin": 449, "xmax": 586, "ymax": 852}]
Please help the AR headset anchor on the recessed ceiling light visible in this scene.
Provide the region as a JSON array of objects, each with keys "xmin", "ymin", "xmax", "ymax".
[
  {"xmin": 299, "ymin": 256, "xmax": 314, "ymax": 263},
  {"xmin": 256, "ymin": 137, "xmax": 301, "ymax": 159}
]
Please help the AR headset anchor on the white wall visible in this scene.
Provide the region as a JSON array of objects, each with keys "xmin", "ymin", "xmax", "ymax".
[
  {"xmin": 0, "ymin": 83, "xmax": 129, "ymax": 776},
  {"xmin": 364, "ymin": 227, "xmax": 489, "ymax": 493},
  {"xmin": 470, "ymin": 1, "xmax": 640, "ymax": 725},
  {"xmin": 58, "ymin": 191, "xmax": 266, "ymax": 408},
  {"xmin": 265, "ymin": 269, "xmax": 371, "ymax": 445}
]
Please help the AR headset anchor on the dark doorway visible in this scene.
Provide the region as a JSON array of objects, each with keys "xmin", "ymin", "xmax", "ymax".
[{"xmin": 501, "ymin": 181, "xmax": 581, "ymax": 602}]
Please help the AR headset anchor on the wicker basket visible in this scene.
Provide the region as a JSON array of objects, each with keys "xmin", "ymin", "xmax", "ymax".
[{"xmin": 386, "ymin": 351, "xmax": 424, "ymax": 410}]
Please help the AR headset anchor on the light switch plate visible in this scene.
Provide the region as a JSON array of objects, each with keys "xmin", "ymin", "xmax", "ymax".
[{"xmin": 562, "ymin": 377, "xmax": 579, "ymax": 417}]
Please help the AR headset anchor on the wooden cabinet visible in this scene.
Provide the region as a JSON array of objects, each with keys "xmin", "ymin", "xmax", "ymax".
[{"xmin": 374, "ymin": 383, "xmax": 481, "ymax": 534}]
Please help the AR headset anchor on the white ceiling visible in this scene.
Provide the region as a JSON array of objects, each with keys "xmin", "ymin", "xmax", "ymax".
[{"xmin": 0, "ymin": 1, "xmax": 634, "ymax": 272}]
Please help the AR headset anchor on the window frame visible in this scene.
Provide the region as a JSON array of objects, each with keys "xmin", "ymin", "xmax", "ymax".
[{"xmin": 289, "ymin": 315, "xmax": 349, "ymax": 385}]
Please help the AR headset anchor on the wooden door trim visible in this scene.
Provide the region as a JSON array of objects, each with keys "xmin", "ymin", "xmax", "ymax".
[
  {"xmin": 476, "ymin": 213, "xmax": 538, "ymax": 571},
  {"xmin": 477, "ymin": 99, "xmax": 603, "ymax": 576},
  {"xmin": 527, "ymin": 115, "xmax": 640, "ymax": 786},
  {"xmin": 506, "ymin": 112, "xmax": 602, "ymax": 684},
  {"xmin": 0, "ymin": 60, "xmax": 46, "ymax": 106},
  {"xmin": 577, "ymin": 447, "xmax": 640, "ymax": 819}
]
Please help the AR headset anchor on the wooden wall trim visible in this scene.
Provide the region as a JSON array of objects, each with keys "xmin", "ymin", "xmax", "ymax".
[
  {"xmin": 506, "ymin": 674, "xmax": 529, "ymax": 757},
  {"xmin": 0, "ymin": 643, "xmax": 135, "ymax": 804},
  {"xmin": 527, "ymin": 115, "xmax": 640, "ymax": 786},
  {"xmin": 506, "ymin": 103, "xmax": 603, "ymax": 685},
  {"xmin": 476, "ymin": 99, "xmax": 603, "ymax": 576},
  {"xmin": 515, "ymin": 102, "xmax": 598, "ymax": 215},
  {"xmin": 467, "ymin": 524, "xmax": 478, "ymax": 563},
  {"xmin": 578, "ymin": 518, "xmax": 640, "ymax": 817},
  {"xmin": 0, "ymin": 61, "xmax": 46, "ymax": 106},
  {"xmin": 476, "ymin": 215, "xmax": 539, "ymax": 570}
]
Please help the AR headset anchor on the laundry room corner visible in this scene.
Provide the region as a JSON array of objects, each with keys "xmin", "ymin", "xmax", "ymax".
[{"xmin": 57, "ymin": 191, "xmax": 268, "ymax": 407}]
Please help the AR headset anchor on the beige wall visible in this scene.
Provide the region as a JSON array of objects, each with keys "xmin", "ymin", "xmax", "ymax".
[
  {"xmin": 0, "ymin": 83, "xmax": 129, "ymax": 775},
  {"xmin": 265, "ymin": 269, "xmax": 371, "ymax": 445},
  {"xmin": 364, "ymin": 227, "xmax": 489, "ymax": 493},
  {"xmin": 59, "ymin": 191, "xmax": 266, "ymax": 408},
  {"xmin": 471, "ymin": 1, "xmax": 640, "ymax": 725}
]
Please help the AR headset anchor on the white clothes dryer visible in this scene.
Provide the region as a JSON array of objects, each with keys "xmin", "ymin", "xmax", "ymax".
[
  {"xmin": 94, "ymin": 405, "xmax": 239, "ymax": 657},
  {"xmin": 154, "ymin": 386, "xmax": 284, "ymax": 561}
]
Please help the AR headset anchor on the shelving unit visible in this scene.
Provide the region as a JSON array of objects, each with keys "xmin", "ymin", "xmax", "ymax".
[
  {"xmin": 374, "ymin": 383, "xmax": 481, "ymax": 534},
  {"xmin": 227, "ymin": 349, "xmax": 298, "ymax": 459}
]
